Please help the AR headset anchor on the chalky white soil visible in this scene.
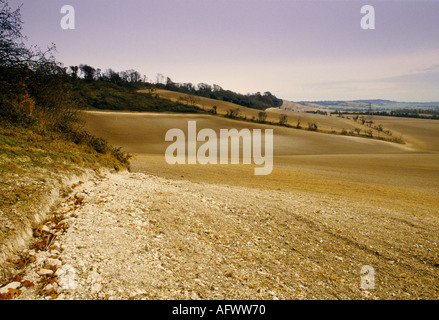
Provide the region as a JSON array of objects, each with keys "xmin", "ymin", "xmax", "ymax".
[{"xmin": 3, "ymin": 171, "xmax": 439, "ymax": 300}]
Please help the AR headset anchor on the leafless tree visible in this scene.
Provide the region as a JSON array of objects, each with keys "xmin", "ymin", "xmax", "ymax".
[
  {"xmin": 258, "ymin": 111, "xmax": 267, "ymax": 123},
  {"xmin": 0, "ymin": 0, "xmax": 55, "ymax": 67},
  {"xmin": 279, "ymin": 114, "xmax": 288, "ymax": 126}
]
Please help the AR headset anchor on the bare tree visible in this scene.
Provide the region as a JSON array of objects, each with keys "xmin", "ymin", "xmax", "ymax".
[
  {"xmin": 119, "ymin": 70, "xmax": 129, "ymax": 82},
  {"xmin": 226, "ymin": 108, "xmax": 240, "ymax": 119},
  {"xmin": 156, "ymin": 73, "xmax": 164, "ymax": 84},
  {"xmin": 0, "ymin": 0, "xmax": 55, "ymax": 67},
  {"xmin": 376, "ymin": 124, "xmax": 383, "ymax": 137},
  {"xmin": 258, "ymin": 111, "xmax": 267, "ymax": 123},
  {"xmin": 186, "ymin": 93, "xmax": 199, "ymax": 106},
  {"xmin": 69, "ymin": 66, "xmax": 79, "ymax": 79},
  {"xmin": 279, "ymin": 114, "xmax": 288, "ymax": 126},
  {"xmin": 126, "ymin": 69, "xmax": 141, "ymax": 83},
  {"xmin": 79, "ymin": 64, "xmax": 96, "ymax": 81},
  {"xmin": 104, "ymin": 68, "xmax": 122, "ymax": 83},
  {"xmin": 360, "ymin": 117, "xmax": 366, "ymax": 125},
  {"xmin": 307, "ymin": 122, "xmax": 318, "ymax": 131}
]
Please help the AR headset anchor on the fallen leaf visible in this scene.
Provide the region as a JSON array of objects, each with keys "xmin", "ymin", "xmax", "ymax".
[
  {"xmin": 49, "ymin": 290, "xmax": 58, "ymax": 300},
  {"xmin": 0, "ymin": 292, "xmax": 12, "ymax": 300},
  {"xmin": 21, "ymin": 280, "xmax": 35, "ymax": 287},
  {"xmin": 43, "ymin": 264, "xmax": 58, "ymax": 272},
  {"xmin": 12, "ymin": 275, "xmax": 23, "ymax": 282},
  {"xmin": 8, "ymin": 288, "xmax": 21, "ymax": 297}
]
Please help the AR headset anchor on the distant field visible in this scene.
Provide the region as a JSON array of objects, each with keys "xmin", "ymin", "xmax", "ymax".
[
  {"xmin": 266, "ymin": 107, "xmax": 375, "ymax": 133},
  {"xmin": 144, "ymin": 89, "xmax": 394, "ymax": 139},
  {"xmin": 81, "ymin": 111, "xmax": 439, "ymax": 217},
  {"xmin": 369, "ymin": 116, "xmax": 439, "ymax": 152},
  {"xmin": 141, "ymin": 89, "xmax": 283, "ymax": 122}
]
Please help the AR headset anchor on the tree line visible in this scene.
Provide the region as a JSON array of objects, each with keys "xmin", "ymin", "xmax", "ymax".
[
  {"xmin": 333, "ymin": 109, "xmax": 439, "ymax": 120},
  {"xmin": 69, "ymin": 64, "xmax": 146, "ymax": 86},
  {"xmin": 63, "ymin": 65, "xmax": 284, "ymax": 111},
  {"xmin": 161, "ymin": 77, "xmax": 283, "ymax": 110}
]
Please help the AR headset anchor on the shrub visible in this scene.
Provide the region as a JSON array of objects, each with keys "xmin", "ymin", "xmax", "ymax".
[
  {"xmin": 279, "ymin": 114, "xmax": 288, "ymax": 126},
  {"xmin": 226, "ymin": 108, "xmax": 240, "ymax": 119},
  {"xmin": 307, "ymin": 122, "xmax": 318, "ymax": 131},
  {"xmin": 257, "ymin": 111, "xmax": 267, "ymax": 123}
]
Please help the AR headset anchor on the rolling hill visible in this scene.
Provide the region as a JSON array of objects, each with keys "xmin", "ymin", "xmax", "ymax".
[{"xmin": 147, "ymin": 89, "xmax": 399, "ymax": 142}]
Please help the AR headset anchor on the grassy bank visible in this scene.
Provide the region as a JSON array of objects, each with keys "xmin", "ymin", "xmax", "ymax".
[{"xmin": 0, "ymin": 119, "xmax": 133, "ymax": 280}]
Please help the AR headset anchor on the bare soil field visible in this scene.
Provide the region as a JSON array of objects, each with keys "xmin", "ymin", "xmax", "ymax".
[
  {"xmin": 267, "ymin": 107, "xmax": 375, "ymax": 133},
  {"xmin": 7, "ymin": 170, "xmax": 439, "ymax": 300},
  {"xmin": 80, "ymin": 110, "xmax": 439, "ymax": 213},
  {"xmin": 151, "ymin": 89, "xmax": 391, "ymax": 137},
  {"xmin": 369, "ymin": 116, "xmax": 439, "ymax": 152},
  {"xmin": 3, "ymin": 110, "xmax": 438, "ymax": 300}
]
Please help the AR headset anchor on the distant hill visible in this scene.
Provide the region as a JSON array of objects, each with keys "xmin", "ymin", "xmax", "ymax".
[
  {"xmin": 299, "ymin": 100, "xmax": 439, "ymax": 111},
  {"xmin": 279, "ymin": 100, "xmax": 319, "ymax": 112}
]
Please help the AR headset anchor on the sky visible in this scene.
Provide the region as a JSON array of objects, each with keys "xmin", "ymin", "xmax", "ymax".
[{"xmin": 9, "ymin": 0, "xmax": 439, "ymax": 102}]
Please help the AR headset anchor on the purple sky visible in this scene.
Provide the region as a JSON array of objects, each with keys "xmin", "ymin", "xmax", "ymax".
[{"xmin": 10, "ymin": 0, "xmax": 439, "ymax": 102}]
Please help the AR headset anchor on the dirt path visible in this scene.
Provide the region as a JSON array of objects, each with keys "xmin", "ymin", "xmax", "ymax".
[{"xmin": 2, "ymin": 171, "xmax": 438, "ymax": 300}]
